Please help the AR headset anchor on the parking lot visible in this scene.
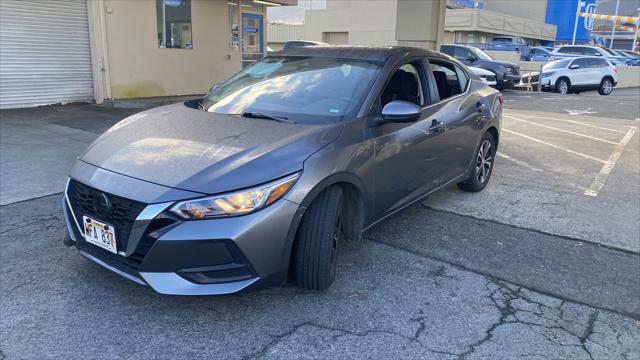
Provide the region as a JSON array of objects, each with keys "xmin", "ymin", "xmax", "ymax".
[{"xmin": 1, "ymin": 89, "xmax": 639, "ymax": 359}]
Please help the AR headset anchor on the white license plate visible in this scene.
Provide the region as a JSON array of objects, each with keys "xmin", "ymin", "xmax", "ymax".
[{"xmin": 82, "ymin": 216, "xmax": 117, "ymax": 254}]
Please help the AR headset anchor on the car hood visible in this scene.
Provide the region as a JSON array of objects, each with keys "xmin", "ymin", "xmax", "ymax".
[
  {"xmin": 80, "ymin": 103, "xmax": 342, "ymax": 194},
  {"xmin": 491, "ymin": 60, "xmax": 517, "ymax": 67},
  {"xmin": 468, "ymin": 67, "xmax": 494, "ymax": 76},
  {"xmin": 476, "ymin": 60, "xmax": 517, "ymax": 70}
]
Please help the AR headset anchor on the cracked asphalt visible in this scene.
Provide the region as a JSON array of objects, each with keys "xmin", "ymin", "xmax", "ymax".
[{"xmin": 1, "ymin": 90, "xmax": 639, "ymax": 359}]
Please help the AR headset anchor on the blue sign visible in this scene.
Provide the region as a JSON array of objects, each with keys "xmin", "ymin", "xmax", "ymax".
[
  {"xmin": 449, "ymin": 0, "xmax": 484, "ymax": 8},
  {"xmin": 545, "ymin": 0, "xmax": 596, "ymax": 43},
  {"xmin": 244, "ymin": 27, "xmax": 258, "ymax": 33}
]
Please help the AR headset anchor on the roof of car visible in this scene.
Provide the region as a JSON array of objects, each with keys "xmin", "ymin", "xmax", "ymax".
[
  {"xmin": 558, "ymin": 45, "xmax": 599, "ymax": 48},
  {"xmin": 274, "ymin": 45, "xmax": 445, "ymax": 62}
]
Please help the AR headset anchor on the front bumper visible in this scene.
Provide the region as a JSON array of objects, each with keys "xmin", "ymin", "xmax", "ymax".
[
  {"xmin": 495, "ymin": 72, "xmax": 521, "ymax": 88},
  {"xmin": 63, "ymin": 175, "xmax": 301, "ymax": 295}
]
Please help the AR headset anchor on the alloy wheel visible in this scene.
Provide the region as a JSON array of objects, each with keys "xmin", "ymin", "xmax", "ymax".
[
  {"xmin": 559, "ymin": 80, "xmax": 568, "ymax": 94},
  {"xmin": 476, "ymin": 140, "xmax": 493, "ymax": 184},
  {"xmin": 602, "ymin": 79, "xmax": 612, "ymax": 94}
]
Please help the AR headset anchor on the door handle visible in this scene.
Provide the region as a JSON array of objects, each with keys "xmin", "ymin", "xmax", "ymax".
[
  {"xmin": 475, "ymin": 102, "xmax": 486, "ymax": 113},
  {"xmin": 429, "ymin": 119, "xmax": 444, "ymax": 133}
]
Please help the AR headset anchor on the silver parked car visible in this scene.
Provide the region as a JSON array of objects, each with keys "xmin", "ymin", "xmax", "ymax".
[{"xmin": 62, "ymin": 46, "xmax": 502, "ymax": 295}]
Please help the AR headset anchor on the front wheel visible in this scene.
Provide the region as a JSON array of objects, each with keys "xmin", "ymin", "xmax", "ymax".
[
  {"xmin": 295, "ymin": 186, "xmax": 343, "ymax": 290},
  {"xmin": 556, "ymin": 78, "xmax": 570, "ymax": 95},
  {"xmin": 598, "ymin": 78, "xmax": 613, "ymax": 95},
  {"xmin": 458, "ymin": 132, "xmax": 496, "ymax": 192}
]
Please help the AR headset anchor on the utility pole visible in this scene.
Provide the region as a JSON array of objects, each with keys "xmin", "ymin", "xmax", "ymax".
[
  {"xmin": 610, "ymin": 0, "xmax": 620, "ymax": 49},
  {"xmin": 634, "ymin": 9, "xmax": 640, "ymax": 51},
  {"xmin": 572, "ymin": 1, "xmax": 586, "ymax": 45}
]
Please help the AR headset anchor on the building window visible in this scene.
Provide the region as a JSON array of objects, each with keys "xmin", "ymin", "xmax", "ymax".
[
  {"xmin": 228, "ymin": 3, "xmax": 240, "ymax": 50},
  {"xmin": 466, "ymin": 33, "xmax": 475, "ymax": 44},
  {"xmin": 156, "ymin": 0, "xmax": 193, "ymax": 49}
]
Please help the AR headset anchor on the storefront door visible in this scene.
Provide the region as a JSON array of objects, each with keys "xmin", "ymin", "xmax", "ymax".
[{"xmin": 241, "ymin": 13, "xmax": 263, "ymax": 67}]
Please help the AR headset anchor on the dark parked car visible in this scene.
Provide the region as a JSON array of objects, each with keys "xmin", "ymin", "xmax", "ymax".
[
  {"xmin": 62, "ymin": 46, "xmax": 502, "ymax": 295},
  {"xmin": 486, "ymin": 36, "xmax": 531, "ymax": 60},
  {"xmin": 529, "ymin": 47, "xmax": 552, "ymax": 62},
  {"xmin": 440, "ymin": 44, "xmax": 521, "ymax": 89},
  {"xmin": 282, "ymin": 40, "xmax": 328, "ymax": 50}
]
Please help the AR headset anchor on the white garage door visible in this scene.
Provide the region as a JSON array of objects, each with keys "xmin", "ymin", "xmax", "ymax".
[{"xmin": 0, "ymin": 0, "xmax": 94, "ymax": 109}]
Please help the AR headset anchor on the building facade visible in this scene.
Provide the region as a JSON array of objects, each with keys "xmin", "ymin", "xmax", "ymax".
[
  {"xmin": 302, "ymin": 0, "xmax": 556, "ymax": 50},
  {"xmin": 304, "ymin": 0, "xmax": 447, "ymax": 50},
  {"xmin": 267, "ymin": 23, "xmax": 305, "ymax": 50},
  {"xmin": 0, "ymin": 0, "xmax": 295, "ymax": 109}
]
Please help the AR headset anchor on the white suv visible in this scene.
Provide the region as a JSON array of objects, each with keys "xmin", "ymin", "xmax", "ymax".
[
  {"xmin": 539, "ymin": 57, "xmax": 618, "ymax": 95},
  {"xmin": 551, "ymin": 45, "xmax": 630, "ymax": 66}
]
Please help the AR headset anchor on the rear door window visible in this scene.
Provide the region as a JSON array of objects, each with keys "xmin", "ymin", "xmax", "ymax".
[
  {"xmin": 590, "ymin": 58, "xmax": 608, "ymax": 68},
  {"xmin": 429, "ymin": 60, "xmax": 468, "ymax": 100},
  {"xmin": 559, "ymin": 46, "xmax": 579, "ymax": 54},
  {"xmin": 583, "ymin": 47, "xmax": 600, "ymax": 56},
  {"xmin": 571, "ymin": 58, "xmax": 589, "ymax": 68}
]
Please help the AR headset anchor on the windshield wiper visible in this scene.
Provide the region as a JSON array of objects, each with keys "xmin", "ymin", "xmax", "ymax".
[{"xmin": 238, "ymin": 112, "xmax": 296, "ymax": 124}]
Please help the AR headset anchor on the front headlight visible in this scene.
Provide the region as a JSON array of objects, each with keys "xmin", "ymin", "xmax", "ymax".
[
  {"xmin": 170, "ymin": 173, "xmax": 300, "ymax": 219},
  {"xmin": 541, "ymin": 71, "xmax": 555, "ymax": 78}
]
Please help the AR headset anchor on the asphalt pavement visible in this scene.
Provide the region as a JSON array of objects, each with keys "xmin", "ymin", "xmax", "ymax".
[{"xmin": 1, "ymin": 89, "xmax": 639, "ymax": 359}]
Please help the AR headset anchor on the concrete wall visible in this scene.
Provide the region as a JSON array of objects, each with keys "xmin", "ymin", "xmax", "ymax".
[
  {"xmin": 615, "ymin": 66, "xmax": 640, "ymax": 89},
  {"xmin": 304, "ymin": 0, "xmax": 398, "ymax": 46},
  {"xmin": 101, "ymin": 0, "xmax": 243, "ymax": 99},
  {"xmin": 395, "ymin": 0, "xmax": 446, "ymax": 50},
  {"xmin": 483, "ymin": 0, "xmax": 548, "ymax": 24},
  {"xmin": 484, "ymin": 50, "xmax": 521, "ymax": 63},
  {"xmin": 445, "ymin": 8, "xmax": 557, "ymax": 43},
  {"xmin": 268, "ymin": 23, "xmax": 304, "ymax": 43}
]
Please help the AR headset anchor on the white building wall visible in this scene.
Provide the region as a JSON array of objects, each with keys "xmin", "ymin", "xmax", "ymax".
[{"xmin": 304, "ymin": 0, "xmax": 398, "ymax": 46}]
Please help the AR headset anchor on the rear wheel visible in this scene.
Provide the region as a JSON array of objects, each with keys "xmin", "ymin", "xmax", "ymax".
[
  {"xmin": 458, "ymin": 132, "xmax": 496, "ymax": 192},
  {"xmin": 556, "ymin": 78, "xmax": 570, "ymax": 95},
  {"xmin": 295, "ymin": 186, "xmax": 343, "ymax": 290},
  {"xmin": 598, "ymin": 77, "xmax": 613, "ymax": 95}
]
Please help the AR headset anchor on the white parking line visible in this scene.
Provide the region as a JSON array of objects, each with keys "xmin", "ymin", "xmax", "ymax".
[
  {"xmin": 584, "ymin": 127, "xmax": 637, "ymax": 197},
  {"xmin": 496, "ymin": 152, "xmax": 544, "ymax": 172},
  {"xmin": 504, "ymin": 115, "xmax": 619, "ymax": 145},
  {"xmin": 502, "ymin": 129, "xmax": 607, "ymax": 163},
  {"xmin": 504, "ymin": 112, "xmax": 631, "ymax": 134}
]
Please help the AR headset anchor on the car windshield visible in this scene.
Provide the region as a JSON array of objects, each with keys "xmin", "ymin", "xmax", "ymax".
[
  {"xmin": 492, "ymin": 38, "xmax": 512, "ymax": 43},
  {"xmin": 625, "ymin": 51, "xmax": 640, "ymax": 58},
  {"xmin": 543, "ymin": 58, "xmax": 572, "ymax": 70},
  {"xmin": 470, "ymin": 47, "xmax": 494, "ymax": 60},
  {"xmin": 601, "ymin": 48, "xmax": 618, "ymax": 56},
  {"xmin": 201, "ymin": 56, "xmax": 382, "ymax": 124}
]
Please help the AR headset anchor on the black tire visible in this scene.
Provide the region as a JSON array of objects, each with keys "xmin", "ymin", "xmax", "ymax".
[
  {"xmin": 598, "ymin": 77, "xmax": 613, "ymax": 95},
  {"xmin": 556, "ymin": 78, "xmax": 570, "ymax": 95},
  {"xmin": 295, "ymin": 185, "xmax": 343, "ymax": 290},
  {"xmin": 458, "ymin": 132, "xmax": 496, "ymax": 192}
]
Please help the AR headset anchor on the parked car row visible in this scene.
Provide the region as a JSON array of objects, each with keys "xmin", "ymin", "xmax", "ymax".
[
  {"xmin": 440, "ymin": 44, "xmax": 521, "ymax": 89},
  {"xmin": 468, "ymin": 35, "xmax": 640, "ymax": 66},
  {"xmin": 520, "ymin": 57, "xmax": 618, "ymax": 95},
  {"xmin": 550, "ymin": 45, "xmax": 637, "ymax": 66}
]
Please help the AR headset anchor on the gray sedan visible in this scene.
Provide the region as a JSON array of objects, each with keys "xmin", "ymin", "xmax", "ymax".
[{"xmin": 62, "ymin": 46, "xmax": 502, "ymax": 295}]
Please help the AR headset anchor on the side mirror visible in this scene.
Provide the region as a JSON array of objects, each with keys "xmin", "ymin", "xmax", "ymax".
[
  {"xmin": 209, "ymin": 83, "xmax": 220, "ymax": 93},
  {"xmin": 569, "ymin": 64, "xmax": 580, "ymax": 70},
  {"xmin": 379, "ymin": 100, "xmax": 421, "ymax": 123}
]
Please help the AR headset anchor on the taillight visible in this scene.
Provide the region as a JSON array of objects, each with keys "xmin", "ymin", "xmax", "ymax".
[{"xmin": 498, "ymin": 94, "xmax": 504, "ymax": 104}]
